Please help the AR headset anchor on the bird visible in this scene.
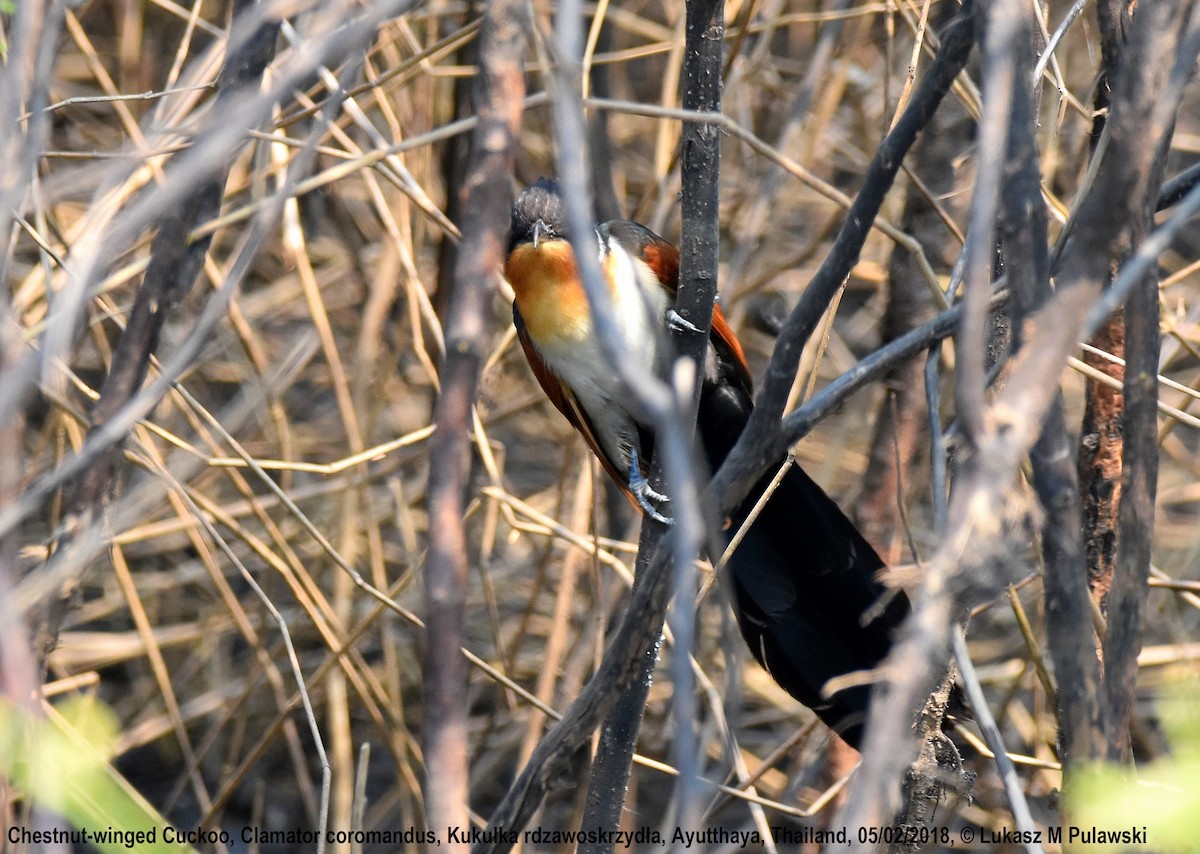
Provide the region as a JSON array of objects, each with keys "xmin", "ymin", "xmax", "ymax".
[{"xmin": 504, "ymin": 178, "xmax": 913, "ymax": 748}]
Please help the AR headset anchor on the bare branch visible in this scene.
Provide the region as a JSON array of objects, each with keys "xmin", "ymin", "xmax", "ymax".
[
  {"xmin": 711, "ymin": 0, "xmax": 977, "ymax": 515},
  {"xmin": 831, "ymin": 0, "xmax": 1200, "ymax": 833},
  {"xmin": 424, "ymin": 0, "xmax": 527, "ymax": 843},
  {"xmin": 69, "ymin": 0, "xmax": 280, "ymax": 524},
  {"xmin": 581, "ymin": 0, "xmax": 725, "ymax": 841}
]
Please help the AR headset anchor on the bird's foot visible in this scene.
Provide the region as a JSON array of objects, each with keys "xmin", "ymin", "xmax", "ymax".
[
  {"xmin": 632, "ymin": 479, "xmax": 672, "ymax": 525},
  {"xmin": 664, "ymin": 308, "xmax": 700, "ymax": 334},
  {"xmin": 628, "ymin": 449, "xmax": 672, "ymax": 525}
]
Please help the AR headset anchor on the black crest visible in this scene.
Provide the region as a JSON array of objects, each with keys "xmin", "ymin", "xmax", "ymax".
[{"xmin": 508, "ymin": 178, "xmax": 568, "ymax": 251}]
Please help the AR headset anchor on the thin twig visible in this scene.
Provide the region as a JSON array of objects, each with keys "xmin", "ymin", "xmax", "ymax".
[{"xmin": 951, "ymin": 627, "xmax": 1045, "ymax": 854}]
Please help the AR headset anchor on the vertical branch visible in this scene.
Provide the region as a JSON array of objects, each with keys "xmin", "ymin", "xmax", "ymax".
[
  {"xmin": 1064, "ymin": 0, "xmax": 1198, "ymax": 762},
  {"xmin": 1076, "ymin": 0, "xmax": 1131, "ymax": 610},
  {"xmin": 670, "ymin": 0, "xmax": 723, "ymax": 829},
  {"xmin": 1039, "ymin": 386, "xmax": 1109, "ymax": 767},
  {"xmin": 1056, "ymin": 0, "xmax": 1131, "ymax": 763},
  {"xmin": 857, "ymin": 0, "xmax": 970, "ymax": 557},
  {"xmin": 572, "ymin": 0, "xmax": 658, "ymax": 834},
  {"xmin": 432, "ymin": 0, "xmax": 478, "ymax": 321},
  {"xmin": 676, "ymin": 0, "xmax": 724, "ymax": 333},
  {"xmin": 1076, "ymin": 314, "xmax": 1125, "ymax": 606},
  {"xmin": 574, "ymin": 0, "xmax": 658, "ymax": 825},
  {"xmin": 1102, "ymin": 251, "xmax": 1159, "ymax": 761},
  {"xmin": 954, "ymin": 0, "xmax": 1016, "ymax": 445},
  {"xmin": 998, "ymin": 0, "xmax": 1109, "ymax": 770},
  {"xmin": 486, "ymin": 0, "xmax": 705, "ymax": 843},
  {"xmin": 1087, "ymin": 0, "xmax": 1198, "ymax": 762},
  {"xmin": 580, "ymin": 0, "xmax": 724, "ymax": 839},
  {"xmin": 1089, "ymin": 0, "xmax": 1129, "ymax": 149},
  {"xmin": 423, "ymin": 0, "xmax": 527, "ymax": 844}
]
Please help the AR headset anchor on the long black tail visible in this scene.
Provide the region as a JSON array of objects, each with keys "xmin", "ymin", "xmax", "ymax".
[
  {"xmin": 724, "ymin": 462, "xmax": 910, "ymax": 749},
  {"xmin": 693, "ymin": 314, "xmax": 946, "ymax": 747}
]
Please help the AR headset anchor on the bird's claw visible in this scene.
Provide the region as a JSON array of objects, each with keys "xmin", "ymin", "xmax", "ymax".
[
  {"xmin": 628, "ymin": 449, "xmax": 672, "ymax": 525},
  {"xmin": 633, "ymin": 483, "xmax": 672, "ymax": 524},
  {"xmin": 665, "ymin": 308, "xmax": 701, "ymax": 334}
]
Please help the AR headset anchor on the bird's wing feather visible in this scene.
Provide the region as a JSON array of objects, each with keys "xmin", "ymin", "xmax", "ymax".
[
  {"xmin": 604, "ymin": 220, "xmax": 753, "ymax": 389},
  {"xmin": 710, "ymin": 305, "xmax": 751, "ymax": 383}
]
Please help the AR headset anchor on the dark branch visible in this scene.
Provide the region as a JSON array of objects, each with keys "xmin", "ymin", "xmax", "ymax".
[
  {"xmin": 1156, "ymin": 161, "xmax": 1200, "ymax": 211},
  {"xmin": 711, "ymin": 0, "xmax": 977, "ymax": 514},
  {"xmin": 581, "ymin": 0, "xmax": 725, "ymax": 842}
]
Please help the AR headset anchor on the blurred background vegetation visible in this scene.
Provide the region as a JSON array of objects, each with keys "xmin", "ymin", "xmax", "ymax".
[{"xmin": 1, "ymin": 0, "xmax": 1198, "ymax": 851}]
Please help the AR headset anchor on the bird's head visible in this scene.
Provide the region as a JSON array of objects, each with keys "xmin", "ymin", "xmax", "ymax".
[
  {"xmin": 504, "ymin": 178, "xmax": 594, "ymax": 341},
  {"xmin": 508, "ymin": 178, "xmax": 570, "ymax": 252}
]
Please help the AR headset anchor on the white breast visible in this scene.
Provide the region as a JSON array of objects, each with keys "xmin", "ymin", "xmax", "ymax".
[{"xmin": 534, "ymin": 234, "xmax": 670, "ymax": 472}]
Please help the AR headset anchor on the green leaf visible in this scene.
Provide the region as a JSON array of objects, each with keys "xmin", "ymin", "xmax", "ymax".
[
  {"xmin": 1068, "ymin": 687, "xmax": 1200, "ymax": 853},
  {"xmin": 0, "ymin": 697, "xmax": 201, "ymax": 854}
]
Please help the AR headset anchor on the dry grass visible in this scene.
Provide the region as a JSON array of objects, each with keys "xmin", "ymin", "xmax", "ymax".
[{"xmin": 3, "ymin": 0, "xmax": 1199, "ymax": 851}]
